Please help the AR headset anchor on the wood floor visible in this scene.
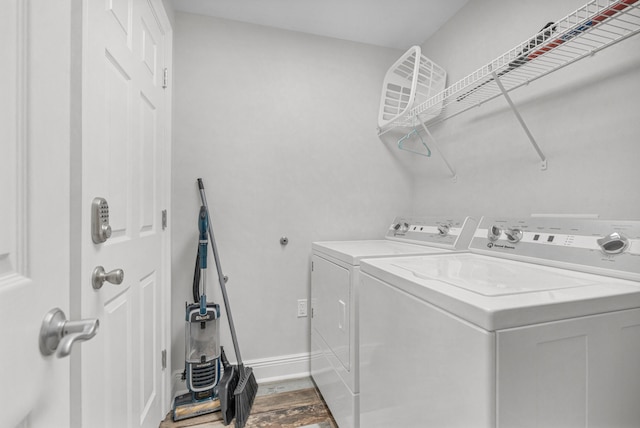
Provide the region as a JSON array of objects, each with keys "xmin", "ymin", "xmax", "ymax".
[{"xmin": 159, "ymin": 381, "xmax": 337, "ymax": 428}]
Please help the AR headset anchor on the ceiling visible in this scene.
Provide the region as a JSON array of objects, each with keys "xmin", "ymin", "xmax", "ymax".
[{"xmin": 169, "ymin": 0, "xmax": 469, "ymax": 50}]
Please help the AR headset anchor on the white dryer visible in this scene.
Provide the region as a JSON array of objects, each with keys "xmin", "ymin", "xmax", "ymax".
[
  {"xmin": 310, "ymin": 216, "xmax": 477, "ymax": 428},
  {"xmin": 359, "ymin": 216, "xmax": 640, "ymax": 428}
]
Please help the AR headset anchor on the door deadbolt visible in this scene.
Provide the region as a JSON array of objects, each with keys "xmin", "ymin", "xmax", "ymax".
[
  {"xmin": 92, "ymin": 266, "xmax": 124, "ymax": 289},
  {"xmin": 91, "ymin": 197, "xmax": 112, "ymax": 244}
]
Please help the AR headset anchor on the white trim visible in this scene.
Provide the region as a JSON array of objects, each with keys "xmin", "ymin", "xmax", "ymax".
[
  {"xmin": 248, "ymin": 352, "xmax": 311, "ymax": 384},
  {"xmin": 145, "ymin": 0, "xmax": 174, "ymax": 417},
  {"xmin": 16, "ymin": 0, "xmax": 28, "ymax": 278},
  {"xmin": 170, "ymin": 352, "xmax": 311, "ymax": 402}
]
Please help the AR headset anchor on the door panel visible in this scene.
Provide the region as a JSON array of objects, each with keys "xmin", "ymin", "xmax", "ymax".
[
  {"xmin": 104, "ymin": 52, "xmax": 133, "ymax": 240},
  {"xmin": 139, "ymin": 93, "xmax": 157, "ymax": 232},
  {"xmin": 140, "ymin": 272, "xmax": 158, "ymax": 421},
  {"xmin": 108, "ymin": 0, "xmax": 132, "ymax": 37},
  {"xmin": 104, "ymin": 295, "xmax": 133, "ymax": 428}
]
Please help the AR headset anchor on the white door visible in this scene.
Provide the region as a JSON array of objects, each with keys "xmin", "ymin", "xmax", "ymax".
[
  {"xmin": 1, "ymin": 1, "xmax": 74, "ymax": 427},
  {"xmin": 78, "ymin": 0, "xmax": 171, "ymax": 427}
]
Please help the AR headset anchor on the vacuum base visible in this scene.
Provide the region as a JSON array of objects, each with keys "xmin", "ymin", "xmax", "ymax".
[{"xmin": 173, "ymin": 392, "xmax": 221, "ymax": 421}]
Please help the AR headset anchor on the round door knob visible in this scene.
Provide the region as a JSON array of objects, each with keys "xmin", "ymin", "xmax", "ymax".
[
  {"xmin": 505, "ymin": 228, "xmax": 523, "ymax": 243},
  {"xmin": 597, "ymin": 232, "xmax": 629, "ymax": 255},
  {"xmin": 488, "ymin": 225, "xmax": 502, "ymax": 241},
  {"xmin": 92, "ymin": 266, "xmax": 124, "ymax": 289}
]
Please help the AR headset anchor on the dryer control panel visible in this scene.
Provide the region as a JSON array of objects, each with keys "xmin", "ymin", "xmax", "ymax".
[
  {"xmin": 385, "ymin": 216, "xmax": 478, "ymax": 251},
  {"xmin": 471, "ymin": 217, "xmax": 640, "ymax": 281}
]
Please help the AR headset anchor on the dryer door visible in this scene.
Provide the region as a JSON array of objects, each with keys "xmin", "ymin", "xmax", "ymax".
[{"xmin": 311, "ymin": 254, "xmax": 351, "ymax": 371}]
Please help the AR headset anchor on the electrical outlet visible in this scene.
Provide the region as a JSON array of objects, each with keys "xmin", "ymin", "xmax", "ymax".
[{"xmin": 297, "ymin": 299, "xmax": 308, "ymax": 318}]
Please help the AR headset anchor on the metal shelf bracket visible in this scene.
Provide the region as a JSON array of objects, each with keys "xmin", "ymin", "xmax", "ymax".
[
  {"xmin": 416, "ymin": 115, "xmax": 458, "ymax": 182},
  {"xmin": 493, "ymin": 72, "xmax": 547, "ymax": 171}
]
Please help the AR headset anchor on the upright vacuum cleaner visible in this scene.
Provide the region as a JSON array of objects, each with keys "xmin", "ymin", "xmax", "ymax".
[{"xmin": 173, "ymin": 206, "xmax": 222, "ymax": 421}]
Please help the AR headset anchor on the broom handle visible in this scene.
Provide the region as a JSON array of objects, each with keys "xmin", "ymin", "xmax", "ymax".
[{"xmin": 197, "ymin": 178, "xmax": 245, "ymax": 369}]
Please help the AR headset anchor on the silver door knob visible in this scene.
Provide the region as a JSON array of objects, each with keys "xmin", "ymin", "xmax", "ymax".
[
  {"xmin": 39, "ymin": 308, "xmax": 99, "ymax": 358},
  {"xmin": 92, "ymin": 266, "xmax": 124, "ymax": 289}
]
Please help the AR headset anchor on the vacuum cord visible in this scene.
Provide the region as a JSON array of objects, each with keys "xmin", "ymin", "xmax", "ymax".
[{"xmin": 192, "ymin": 245, "xmax": 201, "ymax": 304}]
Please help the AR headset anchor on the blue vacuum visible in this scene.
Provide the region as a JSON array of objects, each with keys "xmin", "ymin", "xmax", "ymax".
[{"xmin": 173, "ymin": 206, "xmax": 222, "ymax": 421}]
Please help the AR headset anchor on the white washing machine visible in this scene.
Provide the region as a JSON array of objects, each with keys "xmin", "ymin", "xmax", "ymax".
[
  {"xmin": 359, "ymin": 216, "xmax": 640, "ymax": 428},
  {"xmin": 310, "ymin": 216, "xmax": 478, "ymax": 428}
]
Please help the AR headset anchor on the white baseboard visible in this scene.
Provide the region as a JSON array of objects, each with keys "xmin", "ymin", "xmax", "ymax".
[
  {"xmin": 170, "ymin": 352, "xmax": 311, "ymax": 400},
  {"xmin": 247, "ymin": 352, "xmax": 310, "ymax": 384}
]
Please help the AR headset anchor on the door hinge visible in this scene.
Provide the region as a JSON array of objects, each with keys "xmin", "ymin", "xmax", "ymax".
[
  {"xmin": 311, "ymin": 261, "xmax": 314, "ymax": 272},
  {"xmin": 161, "ymin": 349, "xmax": 167, "ymax": 370},
  {"xmin": 162, "ymin": 209, "xmax": 167, "ymax": 230},
  {"xmin": 162, "ymin": 68, "xmax": 168, "ymax": 89}
]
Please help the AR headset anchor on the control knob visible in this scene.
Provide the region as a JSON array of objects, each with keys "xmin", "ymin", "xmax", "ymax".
[
  {"xmin": 393, "ymin": 222, "xmax": 409, "ymax": 235},
  {"xmin": 487, "ymin": 225, "xmax": 502, "ymax": 242},
  {"xmin": 437, "ymin": 224, "xmax": 450, "ymax": 236},
  {"xmin": 597, "ymin": 232, "xmax": 629, "ymax": 255},
  {"xmin": 505, "ymin": 228, "xmax": 523, "ymax": 243}
]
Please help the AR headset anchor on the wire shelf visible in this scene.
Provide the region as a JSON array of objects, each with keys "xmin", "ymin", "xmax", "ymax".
[
  {"xmin": 418, "ymin": 0, "xmax": 640, "ymax": 124},
  {"xmin": 377, "ymin": 0, "xmax": 639, "ymax": 179},
  {"xmin": 386, "ymin": 0, "xmax": 640, "ymax": 130}
]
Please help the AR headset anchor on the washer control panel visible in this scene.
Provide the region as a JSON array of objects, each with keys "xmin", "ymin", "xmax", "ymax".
[
  {"xmin": 471, "ymin": 217, "xmax": 640, "ymax": 280},
  {"xmin": 386, "ymin": 216, "xmax": 478, "ymax": 250}
]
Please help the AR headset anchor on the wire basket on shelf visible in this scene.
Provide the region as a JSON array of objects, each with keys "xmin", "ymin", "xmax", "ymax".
[{"xmin": 377, "ymin": 46, "xmax": 447, "ymax": 134}]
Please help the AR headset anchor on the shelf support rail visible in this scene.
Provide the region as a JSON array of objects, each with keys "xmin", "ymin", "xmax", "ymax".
[
  {"xmin": 416, "ymin": 114, "xmax": 458, "ymax": 182},
  {"xmin": 492, "ymin": 71, "xmax": 547, "ymax": 170}
]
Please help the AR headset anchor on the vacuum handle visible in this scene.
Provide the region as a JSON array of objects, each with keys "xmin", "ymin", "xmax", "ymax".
[
  {"xmin": 197, "ymin": 178, "xmax": 245, "ymax": 368},
  {"xmin": 198, "ymin": 206, "xmax": 208, "ymax": 315}
]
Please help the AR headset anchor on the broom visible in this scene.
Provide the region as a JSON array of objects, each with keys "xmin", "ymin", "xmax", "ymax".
[{"xmin": 197, "ymin": 178, "xmax": 258, "ymax": 428}]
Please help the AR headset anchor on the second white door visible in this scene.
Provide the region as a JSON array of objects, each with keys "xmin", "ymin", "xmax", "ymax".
[{"xmin": 78, "ymin": 0, "xmax": 171, "ymax": 426}]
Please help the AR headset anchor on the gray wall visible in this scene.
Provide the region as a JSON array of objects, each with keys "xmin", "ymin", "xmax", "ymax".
[
  {"xmin": 171, "ymin": 13, "xmax": 411, "ymax": 373},
  {"xmin": 412, "ymin": 0, "xmax": 640, "ymax": 219}
]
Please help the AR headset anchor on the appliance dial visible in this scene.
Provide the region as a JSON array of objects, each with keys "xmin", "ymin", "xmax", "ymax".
[
  {"xmin": 437, "ymin": 224, "xmax": 450, "ymax": 236},
  {"xmin": 505, "ymin": 228, "xmax": 523, "ymax": 243},
  {"xmin": 488, "ymin": 225, "xmax": 502, "ymax": 242},
  {"xmin": 393, "ymin": 222, "xmax": 409, "ymax": 235},
  {"xmin": 597, "ymin": 232, "xmax": 629, "ymax": 255}
]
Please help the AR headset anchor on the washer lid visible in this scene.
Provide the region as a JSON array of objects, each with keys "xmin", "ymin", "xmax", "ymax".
[{"xmin": 397, "ymin": 254, "xmax": 598, "ymax": 296}]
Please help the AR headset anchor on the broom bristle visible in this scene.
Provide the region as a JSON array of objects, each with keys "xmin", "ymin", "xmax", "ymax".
[{"xmin": 234, "ymin": 367, "xmax": 258, "ymax": 428}]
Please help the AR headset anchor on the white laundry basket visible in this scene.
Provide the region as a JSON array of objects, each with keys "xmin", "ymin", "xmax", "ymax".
[{"xmin": 377, "ymin": 46, "xmax": 447, "ymax": 133}]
